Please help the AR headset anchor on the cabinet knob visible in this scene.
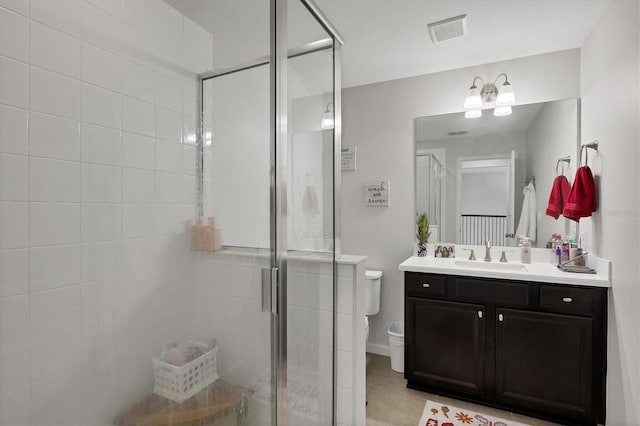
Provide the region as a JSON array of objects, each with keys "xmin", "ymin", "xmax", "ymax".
[
  {"xmin": 422, "ymin": 283, "xmax": 430, "ymax": 288},
  {"xmin": 498, "ymin": 313, "xmax": 504, "ymax": 322},
  {"xmin": 562, "ymin": 297, "xmax": 573, "ymax": 303},
  {"xmin": 478, "ymin": 311, "xmax": 483, "ymax": 319}
]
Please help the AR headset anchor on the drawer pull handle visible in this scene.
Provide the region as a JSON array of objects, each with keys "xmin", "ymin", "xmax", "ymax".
[
  {"xmin": 498, "ymin": 314, "xmax": 504, "ymax": 322},
  {"xmin": 562, "ymin": 297, "xmax": 573, "ymax": 303},
  {"xmin": 478, "ymin": 311, "xmax": 483, "ymax": 319},
  {"xmin": 422, "ymin": 283, "xmax": 430, "ymax": 288}
]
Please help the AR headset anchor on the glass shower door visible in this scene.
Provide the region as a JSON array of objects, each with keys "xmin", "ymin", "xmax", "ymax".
[{"xmin": 184, "ymin": 0, "xmax": 342, "ymax": 424}]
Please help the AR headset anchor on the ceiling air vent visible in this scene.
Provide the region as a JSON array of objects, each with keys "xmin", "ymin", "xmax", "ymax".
[{"xmin": 428, "ymin": 14, "xmax": 467, "ymax": 43}]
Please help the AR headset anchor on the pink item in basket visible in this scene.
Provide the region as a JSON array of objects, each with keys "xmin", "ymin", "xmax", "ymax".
[{"xmin": 164, "ymin": 347, "xmax": 188, "ymax": 366}]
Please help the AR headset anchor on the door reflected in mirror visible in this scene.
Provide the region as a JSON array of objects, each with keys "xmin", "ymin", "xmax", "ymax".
[{"xmin": 415, "ymin": 99, "xmax": 579, "ymax": 248}]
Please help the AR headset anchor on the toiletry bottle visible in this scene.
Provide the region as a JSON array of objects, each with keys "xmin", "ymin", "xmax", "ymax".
[
  {"xmin": 575, "ymin": 247, "xmax": 585, "ymax": 266},
  {"xmin": 519, "ymin": 236, "xmax": 532, "ymax": 264},
  {"xmin": 555, "ymin": 246, "xmax": 562, "ymax": 265},
  {"xmin": 561, "ymin": 242, "xmax": 570, "ymax": 263}
]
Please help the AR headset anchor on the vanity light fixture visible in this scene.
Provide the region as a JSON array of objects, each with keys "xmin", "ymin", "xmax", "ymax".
[
  {"xmin": 463, "ymin": 73, "xmax": 515, "ymax": 118},
  {"xmin": 465, "ymin": 109, "xmax": 482, "ymax": 119},
  {"xmin": 320, "ymin": 102, "xmax": 334, "ymax": 129}
]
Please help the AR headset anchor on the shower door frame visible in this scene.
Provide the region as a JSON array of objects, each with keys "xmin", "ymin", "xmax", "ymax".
[{"xmin": 195, "ymin": 1, "xmax": 343, "ymax": 424}]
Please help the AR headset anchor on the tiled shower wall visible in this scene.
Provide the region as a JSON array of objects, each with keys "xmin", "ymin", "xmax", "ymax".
[{"xmin": 0, "ymin": 0, "xmax": 212, "ymax": 424}]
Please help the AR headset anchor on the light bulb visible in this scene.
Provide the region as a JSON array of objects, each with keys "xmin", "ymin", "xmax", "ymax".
[
  {"xmin": 465, "ymin": 109, "xmax": 482, "ymax": 119},
  {"xmin": 494, "ymin": 106, "xmax": 512, "ymax": 116},
  {"xmin": 463, "ymin": 86, "xmax": 482, "ymax": 109},
  {"xmin": 321, "ymin": 110, "xmax": 334, "ymax": 129},
  {"xmin": 496, "ymin": 82, "xmax": 515, "ymax": 106}
]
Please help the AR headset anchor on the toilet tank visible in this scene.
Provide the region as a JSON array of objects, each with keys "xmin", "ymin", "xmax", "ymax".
[{"xmin": 365, "ymin": 269, "xmax": 382, "ymax": 316}]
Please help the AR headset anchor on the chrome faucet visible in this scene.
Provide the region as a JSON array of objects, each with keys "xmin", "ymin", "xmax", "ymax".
[{"xmin": 484, "ymin": 240, "xmax": 492, "ymax": 262}]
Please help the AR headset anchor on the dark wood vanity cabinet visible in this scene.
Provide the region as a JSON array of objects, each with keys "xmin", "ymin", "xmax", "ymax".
[
  {"xmin": 405, "ymin": 272, "xmax": 607, "ymax": 426},
  {"xmin": 406, "ymin": 297, "xmax": 486, "ymax": 397}
]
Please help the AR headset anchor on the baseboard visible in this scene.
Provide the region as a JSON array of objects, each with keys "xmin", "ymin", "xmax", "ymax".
[{"xmin": 366, "ymin": 342, "xmax": 390, "ymax": 357}]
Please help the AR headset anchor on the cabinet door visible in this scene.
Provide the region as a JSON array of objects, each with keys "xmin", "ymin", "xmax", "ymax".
[
  {"xmin": 495, "ymin": 308, "xmax": 593, "ymax": 422},
  {"xmin": 406, "ymin": 297, "xmax": 485, "ymax": 397}
]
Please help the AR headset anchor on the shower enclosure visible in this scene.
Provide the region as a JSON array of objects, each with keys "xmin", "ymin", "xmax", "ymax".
[
  {"xmin": 416, "ymin": 153, "xmax": 443, "ymax": 242},
  {"xmin": 0, "ymin": 0, "xmax": 341, "ymax": 424}
]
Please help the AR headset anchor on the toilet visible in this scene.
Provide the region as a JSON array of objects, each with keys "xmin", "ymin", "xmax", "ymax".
[{"xmin": 364, "ymin": 269, "xmax": 382, "ymax": 343}]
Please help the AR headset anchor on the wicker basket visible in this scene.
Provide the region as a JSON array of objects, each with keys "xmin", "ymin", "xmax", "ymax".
[{"xmin": 152, "ymin": 341, "xmax": 219, "ymax": 403}]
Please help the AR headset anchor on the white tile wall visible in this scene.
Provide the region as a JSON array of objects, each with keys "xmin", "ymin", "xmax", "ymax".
[
  {"xmin": 30, "ymin": 67, "xmax": 81, "ymax": 120},
  {"xmin": 123, "ymin": 132, "xmax": 155, "ymax": 170},
  {"xmin": 155, "ymin": 106, "xmax": 182, "ymax": 142},
  {"xmin": 30, "ymin": 21, "xmax": 81, "ymax": 78},
  {"xmin": 0, "ymin": 0, "xmax": 214, "ymax": 420},
  {"xmin": 0, "ymin": 56, "xmax": 28, "ymax": 108},
  {"xmin": 81, "ymin": 164, "xmax": 122, "ymax": 203},
  {"xmin": 81, "ymin": 204, "xmax": 122, "ymax": 242},
  {"xmin": 123, "ymin": 59, "xmax": 155, "ymax": 103},
  {"xmin": 31, "ymin": 0, "xmax": 83, "ymax": 38},
  {"xmin": 29, "ymin": 203, "xmax": 81, "ymax": 246},
  {"xmin": 29, "ymin": 112, "xmax": 81, "ymax": 161},
  {"xmin": 29, "ymin": 158, "xmax": 81, "ymax": 202},
  {"xmin": 0, "ymin": 105, "xmax": 28, "ymax": 155},
  {"xmin": 0, "ymin": 385, "xmax": 31, "ymax": 425},
  {"xmin": 0, "ymin": 249, "xmax": 28, "ymax": 298},
  {"xmin": 0, "ymin": 340, "xmax": 31, "ymax": 393},
  {"xmin": 81, "ymin": 123, "xmax": 122, "ymax": 166},
  {"xmin": 122, "ymin": 96, "xmax": 155, "ymax": 136},
  {"xmin": 123, "ymin": 168, "xmax": 155, "ymax": 203},
  {"xmin": 0, "ymin": 295, "xmax": 29, "ymax": 344},
  {"xmin": 0, "ymin": 6, "xmax": 29, "ymax": 62},
  {"xmin": 81, "ymin": 83, "xmax": 122, "ymax": 129},
  {"xmin": 29, "ymin": 245, "xmax": 82, "ymax": 292},
  {"xmin": 0, "ymin": 0, "xmax": 29, "ymax": 16},
  {"xmin": 0, "ymin": 154, "xmax": 28, "ymax": 201},
  {"xmin": 81, "ymin": 1, "xmax": 121, "ymax": 54},
  {"xmin": 81, "ymin": 43, "xmax": 122, "ymax": 92},
  {"xmin": 0, "ymin": 202, "xmax": 28, "ymax": 249}
]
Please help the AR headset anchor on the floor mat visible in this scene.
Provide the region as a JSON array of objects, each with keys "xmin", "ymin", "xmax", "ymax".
[{"xmin": 418, "ymin": 400, "xmax": 530, "ymax": 426}]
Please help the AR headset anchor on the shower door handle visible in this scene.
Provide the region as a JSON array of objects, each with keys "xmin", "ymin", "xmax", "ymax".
[{"xmin": 262, "ymin": 267, "xmax": 279, "ymax": 315}]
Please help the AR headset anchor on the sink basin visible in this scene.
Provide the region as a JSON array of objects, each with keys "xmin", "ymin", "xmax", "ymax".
[{"xmin": 454, "ymin": 260, "xmax": 528, "ymax": 272}]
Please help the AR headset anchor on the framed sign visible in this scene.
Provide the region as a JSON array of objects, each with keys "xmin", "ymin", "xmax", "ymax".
[
  {"xmin": 365, "ymin": 181, "xmax": 390, "ymax": 206},
  {"xmin": 341, "ymin": 146, "xmax": 357, "ymax": 171}
]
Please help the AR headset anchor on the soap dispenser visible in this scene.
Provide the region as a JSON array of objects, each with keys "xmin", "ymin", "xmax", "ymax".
[{"xmin": 519, "ymin": 236, "xmax": 532, "ymax": 264}]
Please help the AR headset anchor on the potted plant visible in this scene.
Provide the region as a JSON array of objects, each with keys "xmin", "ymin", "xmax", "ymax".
[{"xmin": 416, "ymin": 213, "xmax": 431, "ymax": 257}]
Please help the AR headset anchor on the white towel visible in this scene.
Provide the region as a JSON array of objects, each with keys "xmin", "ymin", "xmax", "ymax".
[{"xmin": 515, "ymin": 182, "xmax": 537, "ymax": 243}]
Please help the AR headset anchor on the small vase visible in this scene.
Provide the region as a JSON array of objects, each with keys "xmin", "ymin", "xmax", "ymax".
[{"xmin": 417, "ymin": 242, "xmax": 428, "ymax": 257}]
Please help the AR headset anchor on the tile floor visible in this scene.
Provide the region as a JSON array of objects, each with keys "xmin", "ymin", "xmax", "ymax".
[{"xmin": 365, "ymin": 353, "xmax": 559, "ymax": 426}]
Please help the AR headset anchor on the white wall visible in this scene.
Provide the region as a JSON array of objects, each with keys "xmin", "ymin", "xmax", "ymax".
[
  {"xmin": 342, "ymin": 49, "xmax": 581, "ymax": 349},
  {"xmin": 0, "ymin": 1, "xmax": 212, "ymax": 424},
  {"xmin": 525, "ymin": 99, "xmax": 578, "ymax": 245},
  {"xmin": 580, "ymin": 0, "xmax": 640, "ymax": 423}
]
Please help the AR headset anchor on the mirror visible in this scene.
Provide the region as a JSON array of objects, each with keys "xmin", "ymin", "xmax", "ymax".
[{"xmin": 415, "ymin": 99, "xmax": 579, "ymax": 248}]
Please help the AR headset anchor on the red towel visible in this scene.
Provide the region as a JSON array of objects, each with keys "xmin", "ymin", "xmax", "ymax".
[
  {"xmin": 545, "ymin": 175, "xmax": 571, "ymax": 219},
  {"xmin": 563, "ymin": 166, "xmax": 597, "ymax": 221}
]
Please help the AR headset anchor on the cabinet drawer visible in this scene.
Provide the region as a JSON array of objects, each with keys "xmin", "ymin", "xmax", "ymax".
[
  {"xmin": 539, "ymin": 285, "xmax": 595, "ymax": 316},
  {"xmin": 454, "ymin": 278, "xmax": 529, "ymax": 306},
  {"xmin": 405, "ymin": 273, "xmax": 447, "ymax": 297}
]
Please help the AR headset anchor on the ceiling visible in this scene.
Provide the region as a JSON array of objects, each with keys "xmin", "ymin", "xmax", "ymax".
[
  {"xmin": 167, "ymin": 0, "xmax": 610, "ymax": 88},
  {"xmin": 314, "ymin": 0, "xmax": 610, "ymax": 87}
]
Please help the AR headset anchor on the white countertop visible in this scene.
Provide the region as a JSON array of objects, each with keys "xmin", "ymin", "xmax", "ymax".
[{"xmin": 399, "ymin": 256, "xmax": 611, "ymax": 288}]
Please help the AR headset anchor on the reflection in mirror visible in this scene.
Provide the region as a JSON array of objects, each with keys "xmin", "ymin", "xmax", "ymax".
[
  {"xmin": 415, "ymin": 99, "xmax": 579, "ymax": 248},
  {"xmin": 415, "ymin": 153, "xmax": 443, "ymax": 242}
]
